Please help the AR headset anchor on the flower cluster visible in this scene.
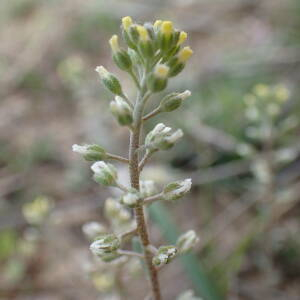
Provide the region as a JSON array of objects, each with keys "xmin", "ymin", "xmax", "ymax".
[{"xmin": 73, "ymin": 16, "xmax": 199, "ymax": 299}]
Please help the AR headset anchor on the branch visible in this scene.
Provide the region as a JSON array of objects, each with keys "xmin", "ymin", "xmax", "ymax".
[
  {"xmin": 117, "ymin": 250, "xmax": 144, "ymax": 258},
  {"xmin": 139, "ymin": 150, "xmax": 157, "ymax": 172},
  {"xmin": 143, "ymin": 193, "xmax": 164, "ymax": 206},
  {"xmin": 115, "ymin": 181, "xmax": 129, "ymax": 192},
  {"xmin": 142, "ymin": 106, "xmax": 161, "ymax": 122},
  {"xmin": 107, "ymin": 153, "xmax": 129, "ymax": 163}
]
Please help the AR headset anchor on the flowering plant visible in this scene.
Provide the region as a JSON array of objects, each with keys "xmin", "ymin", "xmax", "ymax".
[{"xmin": 73, "ymin": 16, "xmax": 199, "ymax": 300}]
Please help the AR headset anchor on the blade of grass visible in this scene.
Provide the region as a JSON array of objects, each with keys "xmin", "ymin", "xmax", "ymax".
[{"xmin": 149, "ymin": 202, "xmax": 223, "ymax": 300}]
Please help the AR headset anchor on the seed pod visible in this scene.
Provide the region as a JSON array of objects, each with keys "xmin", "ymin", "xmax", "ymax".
[
  {"xmin": 152, "ymin": 245, "xmax": 177, "ymax": 266},
  {"xmin": 91, "ymin": 161, "xmax": 118, "ymax": 186},
  {"xmin": 90, "ymin": 234, "xmax": 121, "ymax": 256},
  {"xmin": 145, "ymin": 123, "xmax": 183, "ymax": 151},
  {"xmin": 95, "ymin": 66, "xmax": 123, "ymax": 95},
  {"xmin": 110, "ymin": 96, "xmax": 133, "ymax": 126},
  {"xmin": 163, "ymin": 178, "xmax": 192, "ymax": 201},
  {"xmin": 176, "ymin": 230, "xmax": 199, "ymax": 254},
  {"xmin": 72, "ymin": 144, "xmax": 107, "ymax": 161},
  {"xmin": 160, "ymin": 90, "xmax": 191, "ymax": 112}
]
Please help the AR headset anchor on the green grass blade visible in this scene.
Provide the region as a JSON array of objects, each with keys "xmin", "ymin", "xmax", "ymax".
[{"xmin": 149, "ymin": 202, "xmax": 223, "ymax": 300}]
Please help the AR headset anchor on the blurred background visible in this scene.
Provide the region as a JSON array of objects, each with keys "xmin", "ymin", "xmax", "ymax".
[{"xmin": 1, "ymin": 0, "xmax": 300, "ymax": 299}]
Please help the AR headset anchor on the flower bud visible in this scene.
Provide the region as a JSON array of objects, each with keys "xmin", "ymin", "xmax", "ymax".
[
  {"xmin": 147, "ymin": 64, "xmax": 169, "ymax": 93},
  {"xmin": 159, "ymin": 90, "xmax": 191, "ymax": 112},
  {"xmin": 109, "ymin": 35, "xmax": 132, "ymax": 71},
  {"xmin": 120, "ymin": 189, "xmax": 141, "ymax": 208},
  {"xmin": 145, "ymin": 123, "xmax": 183, "ymax": 151},
  {"xmin": 72, "ymin": 144, "xmax": 107, "ymax": 161},
  {"xmin": 121, "ymin": 16, "xmax": 137, "ymax": 49},
  {"xmin": 163, "ymin": 178, "xmax": 192, "ymax": 201},
  {"xmin": 176, "ymin": 230, "xmax": 199, "ymax": 254},
  {"xmin": 110, "ymin": 96, "xmax": 133, "ymax": 126},
  {"xmin": 95, "ymin": 66, "xmax": 123, "ymax": 96},
  {"xmin": 152, "ymin": 245, "xmax": 177, "ymax": 267},
  {"xmin": 158, "ymin": 21, "xmax": 174, "ymax": 52},
  {"xmin": 168, "ymin": 46, "xmax": 193, "ymax": 77},
  {"xmin": 82, "ymin": 222, "xmax": 106, "ymax": 240},
  {"xmin": 122, "ymin": 16, "xmax": 133, "ymax": 31},
  {"xmin": 91, "ymin": 161, "xmax": 118, "ymax": 186},
  {"xmin": 140, "ymin": 180, "xmax": 158, "ymax": 197},
  {"xmin": 136, "ymin": 25, "xmax": 154, "ymax": 58},
  {"xmin": 177, "ymin": 31, "xmax": 187, "ymax": 46},
  {"xmin": 153, "ymin": 20, "xmax": 162, "ymax": 31},
  {"xmin": 90, "ymin": 234, "xmax": 120, "ymax": 256}
]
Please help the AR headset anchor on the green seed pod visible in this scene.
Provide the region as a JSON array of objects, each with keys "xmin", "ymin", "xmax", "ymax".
[
  {"xmin": 91, "ymin": 161, "xmax": 118, "ymax": 186},
  {"xmin": 112, "ymin": 50, "xmax": 132, "ymax": 71},
  {"xmin": 176, "ymin": 230, "xmax": 199, "ymax": 254},
  {"xmin": 160, "ymin": 90, "xmax": 191, "ymax": 112},
  {"xmin": 95, "ymin": 66, "xmax": 123, "ymax": 96},
  {"xmin": 90, "ymin": 234, "xmax": 121, "ymax": 256},
  {"xmin": 110, "ymin": 96, "xmax": 133, "ymax": 126},
  {"xmin": 152, "ymin": 245, "xmax": 177, "ymax": 266},
  {"xmin": 72, "ymin": 144, "xmax": 107, "ymax": 161},
  {"xmin": 163, "ymin": 178, "xmax": 192, "ymax": 201}
]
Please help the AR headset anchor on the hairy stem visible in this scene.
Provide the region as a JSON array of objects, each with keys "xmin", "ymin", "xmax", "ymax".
[{"xmin": 129, "ymin": 96, "xmax": 162, "ymax": 300}]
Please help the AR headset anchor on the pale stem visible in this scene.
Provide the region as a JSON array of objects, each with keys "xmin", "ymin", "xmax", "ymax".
[
  {"xmin": 139, "ymin": 149, "xmax": 158, "ymax": 172},
  {"xmin": 107, "ymin": 153, "xmax": 129, "ymax": 163},
  {"xmin": 143, "ymin": 106, "xmax": 161, "ymax": 122},
  {"xmin": 118, "ymin": 249, "xmax": 144, "ymax": 258},
  {"xmin": 143, "ymin": 193, "xmax": 164, "ymax": 206},
  {"xmin": 115, "ymin": 181, "xmax": 129, "ymax": 192}
]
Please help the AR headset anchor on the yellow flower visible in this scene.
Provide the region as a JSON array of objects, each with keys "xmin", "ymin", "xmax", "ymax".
[
  {"xmin": 136, "ymin": 25, "xmax": 149, "ymax": 42},
  {"xmin": 154, "ymin": 20, "xmax": 162, "ymax": 30},
  {"xmin": 177, "ymin": 31, "xmax": 187, "ymax": 45},
  {"xmin": 253, "ymin": 84, "xmax": 270, "ymax": 98},
  {"xmin": 109, "ymin": 35, "xmax": 120, "ymax": 53},
  {"xmin": 154, "ymin": 64, "xmax": 169, "ymax": 78},
  {"xmin": 274, "ymin": 85, "xmax": 290, "ymax": 102},
  {"xmin": 161, "ymin": 21, "xmax": 173, "ymax": 37},
  {"xmin": 178, "ymin": 46, "xmax": 193, "ymax": 63},
  {"xmin": 122, "ymin": 16, "xmax": 133, "ymax": 31}
]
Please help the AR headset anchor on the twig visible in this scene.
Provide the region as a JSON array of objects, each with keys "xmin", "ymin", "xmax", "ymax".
[{"xmin": 107, "ymin": 153, "xmax": 129, "ymax": 163}]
